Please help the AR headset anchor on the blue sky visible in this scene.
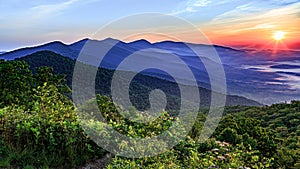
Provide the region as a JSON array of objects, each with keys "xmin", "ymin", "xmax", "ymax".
[{"xmin": 0, "ymin": 0, "xmax": 300, "ymax": 51}]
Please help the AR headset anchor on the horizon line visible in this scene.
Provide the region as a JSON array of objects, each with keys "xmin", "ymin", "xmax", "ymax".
[{"xmin": 1, "ymin": 37, "xmax": 299, "ymax": 53}]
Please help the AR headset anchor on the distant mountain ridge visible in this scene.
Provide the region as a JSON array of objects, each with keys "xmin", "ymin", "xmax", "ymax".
[
  {"xmin": 0, "ymin": 38, "xmax": 242, "ymax": 61},
  {"xmin": 1, "ymin": 38, "xmax": 299, "ymax": 104},
  {"xmin": 0, "ymin": 40, "xmax": 80, "ymax": 60}
]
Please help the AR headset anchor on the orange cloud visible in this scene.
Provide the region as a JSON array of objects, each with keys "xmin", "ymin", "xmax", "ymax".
[{"xmin": 200, "ymin": 2, "xmax": 300, "ymax": 49}]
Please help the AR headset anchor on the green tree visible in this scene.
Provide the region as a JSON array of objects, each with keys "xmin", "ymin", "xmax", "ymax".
[{"xmin": 0, "ymin": 60, "xmax": 33, "ymax": 108}]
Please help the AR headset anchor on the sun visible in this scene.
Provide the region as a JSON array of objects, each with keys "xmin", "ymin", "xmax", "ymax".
[{"xmin": 273, "ymin": 31, "xmax": 285, "ymax": 41}]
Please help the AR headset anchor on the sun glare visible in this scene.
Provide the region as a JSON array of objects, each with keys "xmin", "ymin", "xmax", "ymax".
[{"xmin": 273, "ymin": 31, "xmax": 285, "ymax": 41}]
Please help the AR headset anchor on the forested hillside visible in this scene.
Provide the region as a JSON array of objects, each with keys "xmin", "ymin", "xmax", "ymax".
[
  {"xmin": 17, "ymin": 50, "xmax": 261, "ymax": 108},
  {"xmin": 0, "ymin": 55, "xmax": 299, "ymax": 168}
]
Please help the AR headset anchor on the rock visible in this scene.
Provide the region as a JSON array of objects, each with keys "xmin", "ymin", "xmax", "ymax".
[
  {"xmin": 211, "ymin": 148, "xmax": 220, "ymax": 152},
  {"xmin": 217, "ymin": 156, "xmax": 226, "ymax": 160}
]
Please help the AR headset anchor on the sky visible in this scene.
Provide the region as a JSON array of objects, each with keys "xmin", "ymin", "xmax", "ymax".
[{"xmin": 0, "ymin": 0, "xmax": 300, "ymax": 51}]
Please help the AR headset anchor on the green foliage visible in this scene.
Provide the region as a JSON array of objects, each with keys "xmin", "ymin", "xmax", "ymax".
[
  {"xmin": 78, "ymin": 94, "xmax": 181, "ymax": 158},
  {"xmin": 107, "ymin": 137, "xmax": 273, "ymax": 169},
  {"xmin": 0, "ymin": 60, "xmax": 33, "ymax": 108},
  {"xmin": 213, "ymin": 115, "xmax": 277, "ymax": 158},
  {"xmin": 0, "ymin": 60, "xmax": 105, "ymax": 168},
  {"xmin": 80, "ymin": 97, "xmax": 275, "ymax": 168},
  {"xmin": 0, "ymin": 59, "xmax": 70, "ymax": 110},
  {"xmin": 96, "ymin": 95, "xmax": 176, "ymax": 137},
  {"xmin": 0, "ymin": 56, "xmax": 299, "ymax": 168},
  {"xmin": 241, "ymin": 101, "xmax": 300, "ymax": 168}
]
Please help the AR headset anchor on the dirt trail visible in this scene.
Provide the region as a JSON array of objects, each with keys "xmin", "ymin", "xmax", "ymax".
[{"xmin": 77, "ymin": 153, "xmax": 113, "ymax": 169}]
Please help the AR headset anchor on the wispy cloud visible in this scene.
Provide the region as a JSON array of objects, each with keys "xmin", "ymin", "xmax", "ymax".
[
  {"xmin": 204, "ymin": 1, "xmax": 300, "ymax": 45},
  {"xmin": 169, "ymin": 0, "xmax": 212, "ymax": 15},
  {"xmin": 193, "ymin": 0, "xmax": 212, "ymax": 7},
  {"xmin": 232, "ymin": 23, "xmax": 276, "ymax": 32},
  {"xmin": 22, "ymin": 0, "xmax": 101, "ymax": 22},
  {"xmin": 170, "ymin": 0, "xmax": 300, "ymax": 17},
  {"xmin": 29, "ymin": 0, "xmax": 80, "ymax": 20},
  {"xmin": 270, "ymin": 0, "xmax": 300, "ymax": 6},
  {"xmin": 0, "ymin": 0, "xmax": 101, "ymax": 35},
  {"xmin": 4, "ymin": 0, "xmax": 101, "ymax": 28},
  {"xmin": 211, "ymin": 2, "xmax": 300, "ymax": 25}
]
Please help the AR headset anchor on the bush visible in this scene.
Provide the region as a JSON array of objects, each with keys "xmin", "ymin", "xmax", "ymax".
[{"xmin": 0, "ymin": 61, "xmax": 105, "ymax": 168}]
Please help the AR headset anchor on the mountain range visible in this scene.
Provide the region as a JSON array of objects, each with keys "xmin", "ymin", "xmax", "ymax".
[
  {"xmin": 16, "ymin": 50, "xmax": 262, "ymax": 110},
  {"xmin": 1, "ymin": 38, "xmax": 299, "ymax": 104}
]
